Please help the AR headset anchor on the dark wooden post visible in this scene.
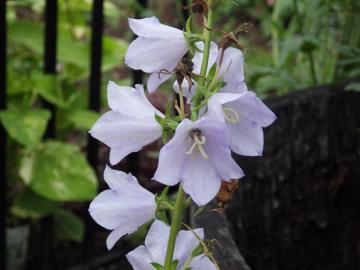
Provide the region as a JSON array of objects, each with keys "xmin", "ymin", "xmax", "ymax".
[
  {"xmin": 0, "ymin": 1, "xmax": 7, "ymax": 269},
  {"xmin": 43, "ymin": 0, "xmax": 58, "ymax": 137},
  {"xmin": 39, "ymin": 1, "xmax": 58, "ymax": 269},
  {"xmin": 87, "ymin": 0, "xmax": 104, "ymax": 170},
  {"xmin": 85, "ymin": 0, "xmax": 104, "ymax": 265}
]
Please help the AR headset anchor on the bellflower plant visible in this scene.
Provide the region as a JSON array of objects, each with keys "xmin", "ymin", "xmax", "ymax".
[{"xmin": 89, "ymin": 1, "xmax": 276, "ymax": 269}]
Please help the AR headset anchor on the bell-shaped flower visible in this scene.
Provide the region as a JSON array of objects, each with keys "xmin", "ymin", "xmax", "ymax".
[
  {"xmin": 126, "ymin": 219, "xmax": 216, "ymax": 270},
  {"xmin": 206, "ymin": 92, "xmax": 277, "ymax": 156},
  {"xmin": 89, "ymin": 166, "xmax": 156, "ymax": 250},
  {"xmin": 153, "ymin": 117, "xmax": 244, "ymax": 206},
  {"xmin": 89, "ymin": 81, "xmax": 163, "ymax": 165},
  {"xmin": 125, "ymin": 17, "xmax": 188, "ymax": 93}
]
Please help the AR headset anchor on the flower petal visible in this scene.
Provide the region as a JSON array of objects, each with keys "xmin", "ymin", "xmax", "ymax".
[
  {"xmin": 145, "ymin": 220, "xmax": 170, "ymax": 265},
  {"xmin": 181, "ymin": 153, "xmax": 221, "ymax": 206},
  {"xmin": 190, "ymin": 255, "xmax": 217, "ymax": 270},
  {"xmin": 193, "ymin": 41, "xmax": 219, "ymax": 75},
  {"xmin": 230, "ymin": 117, "xmax": 264, "ymax": 156},
  {"xmin": 232, "ymin": 91, "xmax": 277, "ymax": 127},
  {"xmin": 107, "ymin": 82, "xmax": 155, "ymax": 119},
  {"xmin": 173, "ymin": 80, "xmax": 197, "ymax": 104},
  {"xmin": 125, "ymin": 37, "xmax": 187, "ymax": 73},
  {"xmin": 126, "ymin": 245, "xmax": 154, "ymax": 270},
  {"xmin": 153, "ymin": 119, "xmax": 195, "ymax": 186},
  {"xmin": 128, "ymin": 17, "xmax": 184, "ymax": 39},
  {"xmin": 207, "ymin": 93, "xmax": 244, "ymax": 122},
  {"xmin": 218, "ymin": 47, "xmax": 244, "ymax": 83},
  {"xmin": 90, "ymin": 111, "xmax": 162, "ymax": 164},
  {"xmin": 174, "ymin": 228, "xmax": 204, "ymax": 267},
  {"xmin": 103, "ymin": 166, "xmax": 154, "ymax": 198},
  {"xmin": 220, "ymin": 81, "xmax": 248, "ymax": 94},
  {"xmin": 147, "ymin": 72, "xmax": 172, "ymax": 93},
  {"xmin": 206, "ymin": 139, "xmax": 244, "ymax": 180}
]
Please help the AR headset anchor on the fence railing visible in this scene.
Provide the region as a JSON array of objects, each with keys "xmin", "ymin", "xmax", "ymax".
[
  {"xmin": 1, "ymin": 1, "xmax": 8, "ymax": 269},
  {"xmin": 0, "ymin": 0, "xmax": 148, "ymax": 269}
]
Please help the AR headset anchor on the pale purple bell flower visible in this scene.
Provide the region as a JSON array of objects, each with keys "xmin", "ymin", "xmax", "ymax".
[
  {"xmin": 125, "ymin": 17, "xmax": 188, "ymax": 93},
  {"xmin": 126, "ymin": 219, "xmax": 217, "ymax": 270},
  {"xmin": 89, "ymin": 166, "xmax": 156, "ymax": 250},
  {"xmin": 207, "ymin": 92, "xmax": 277, "ymax": 156},
  {"xmin": 153, "ymin": 117, "xmax": 244, "ymax": 206},
  {"xmin": 89, "ymin": 81, "xmax": 163, "ymax": 165}
]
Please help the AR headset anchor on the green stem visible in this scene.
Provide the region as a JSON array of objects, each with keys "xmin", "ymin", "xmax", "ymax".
[
  {"xmin": 191, "ymin": 0, "xmax": 214, "ymax": 118},
  {"xmin": 308, "ymin": 51, "xmax": 317, "ymax": 84},
  {"xmin": 271, "ymin": 0, "xmax": 281, "ymax": 68},
  {"xmin": 164, "ymin": 186, "xmax": 186, "ymax": 270}
]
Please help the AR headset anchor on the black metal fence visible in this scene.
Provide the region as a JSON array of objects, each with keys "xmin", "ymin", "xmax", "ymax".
[{"xmin": 0, "ymin": 0, "xmax": 147, "ymax": 269}]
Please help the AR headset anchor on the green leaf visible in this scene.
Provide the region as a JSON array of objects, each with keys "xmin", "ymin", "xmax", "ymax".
[
  {"xmin": 32, "ymin": 73, "xmax": 67, "ymax": 108},
  {"xmin": 0, "ymin": 109, "xmax": 51, "ymax": 147},
  {"xmin": 53, "ymin": 209, "xmax": 84, "ymax": 242},
  {"xmin": 171, "ymin": 259, "xmax": 179, "ymax": 270},
  {"xmin": 160, "ymin": 186, "xmax": 170, "ymax": 200},
  {"xmin": 300, "ymin": 36, "xmax": 319, "ymax": 53},
  {"xmin": 151, "ymin": 262, "xmax": 165, "ymax": 270},
  {"xmin": 19, "ymin": 141, "xmax": 98, "ymax": 201},
  {"xmin": 12, "ymin": 189, "xmax": 60, "ymax": 219},
  {"xmin": 165, "ymin": 99, "xmax": 172, "ymax": 118},
  {"xmin": 102, "ymin": 36, "xmax": 128, "ymax": 72},
  {"xmin": 155, "ymin": 210, "xmax": 169, "ymax": 224},
  {"xmin": 167, "ymin": 119, "xmax": 179, "ymax": 131},
  {"xmin": 65, "ymin": 109, "xmax": 100, "ymax": 130},
  {"xmin": 8, "ymin": 21, "xmax": 43, "ymax": 55}
]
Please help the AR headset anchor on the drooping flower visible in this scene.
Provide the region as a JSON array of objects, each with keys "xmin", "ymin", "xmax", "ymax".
[
  {"xmin": 153, "ymin": 117, "xmax": 244, "ymax": 206},
  {"xmin": 89, "ymin": 166, "xmax": 156, "ymax": 250},
  {"xmin": 89, "ymin": 81, "xmax": 163, "ymax": 165},
  {"xmin": 125, "ymin": 17, "xmax": 188, "ymax": 93},
  {"xmin": 206, "ymin": 92, "xmax": 277, "ymax": 156},
  {"xmin": 126, "ymin": 219, "xmax": 216, "ymax": 270}
]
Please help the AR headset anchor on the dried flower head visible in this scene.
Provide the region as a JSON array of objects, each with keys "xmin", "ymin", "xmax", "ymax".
[{"xmin": 184, "ymin": 0, "xmax": 209, "ymax": 15}]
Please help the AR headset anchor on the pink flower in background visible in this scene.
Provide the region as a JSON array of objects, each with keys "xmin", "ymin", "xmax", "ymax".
[
  {"xmin": 125, "ymin": 17, "xmax": 188, "ymax": 93},
  {"xmin": 126, "ymin": 220, "xmax": 216, "ymax": 270},
  {"xmin": 267, "ymin": 0, "xmax": 275, "ymax": 6},
  {"xmin": 153, "ymin": 117, "xmax": 244, "ymax": 206},
  {"xmin": 89, "ymin": 82, "xmax": 163, "ymax": 165},
  {"xmin": 89, "ymin": 166, "xmax": 156, "ymax": 250}
]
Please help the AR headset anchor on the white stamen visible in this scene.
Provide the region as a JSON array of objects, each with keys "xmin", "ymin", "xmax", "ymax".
[
  {"xmin": 223, "ymin": 107, "xmax": 240, "ymax": 124},
  {"xmin": 186, "ymin": 133, "xmax": 209, "ymax": 159}
]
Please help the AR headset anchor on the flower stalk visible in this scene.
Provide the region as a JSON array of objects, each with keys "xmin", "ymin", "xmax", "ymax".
[
  {"xmin": 192, "ymin": 0, "xmax": 214, "ymax": 119},
  {"xmin": 164, "ymin": 186, "xmax": 186, "ymax": 270},
  {"xmin": 164, "ymin": 2, "xmax": 215, "ymax": 269}
]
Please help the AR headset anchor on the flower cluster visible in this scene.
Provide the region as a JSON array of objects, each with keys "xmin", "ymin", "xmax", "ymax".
[{"xmin": 89, "ymin": 8, "xmax": 276, "ymax": 270}]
